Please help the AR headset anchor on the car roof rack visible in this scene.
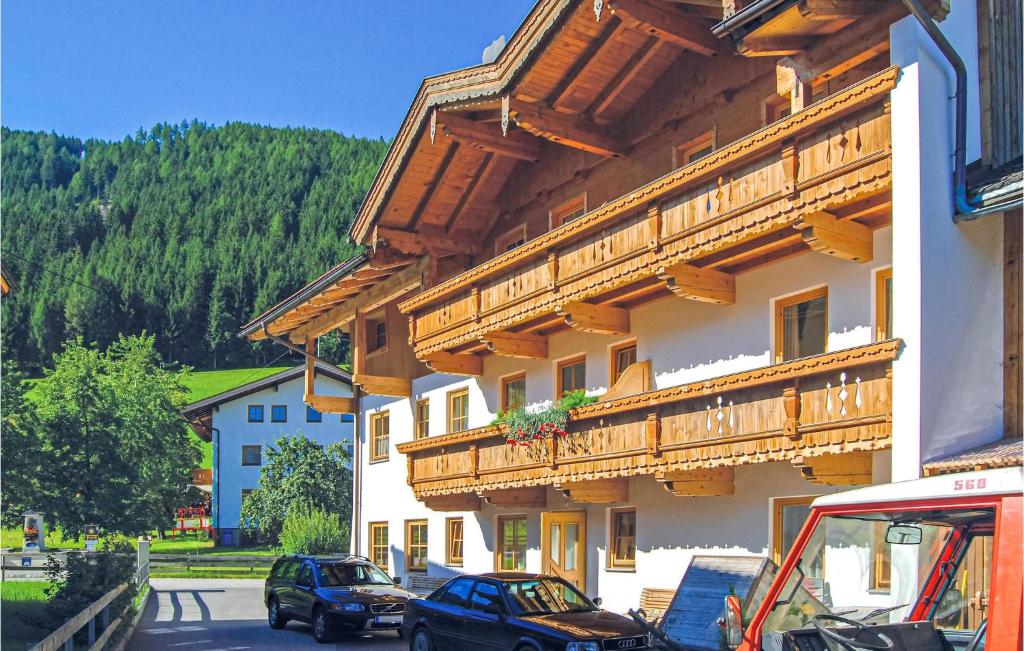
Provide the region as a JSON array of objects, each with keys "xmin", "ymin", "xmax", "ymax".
[{"xmin": 288, "ymin": 553, "xmax": 372, "ymax": 562}]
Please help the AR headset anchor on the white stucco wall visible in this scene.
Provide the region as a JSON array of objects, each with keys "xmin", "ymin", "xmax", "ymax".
[
  {"xmin": 213, "ymin": 373, "xmax": 353, "ymax": 536},
  {"xmin": 357, "ymin": 243, "xmax": 896, "ymax": 610},
  {"xmin": 889, "ymin": 5, "xmax": 1005, "ymax": 481}
]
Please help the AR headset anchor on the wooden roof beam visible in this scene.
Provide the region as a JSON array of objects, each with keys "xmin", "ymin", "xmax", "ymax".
[
  {"xmin": 353, "ymin": 373, "xmax": 412, "ymax": 398},
  {"xmin": 373, "ymin": 225, "xmax": 482, "ymax": 256},
  {"xmin": 549, "ymin": 18, "xmax": 628, "ymax": 111},
  {"xmin": 480, "ymin": 487, "xmax": 547, "ymax": 508},
  {"xmin": 794, "ymin": 451, "xmax": 873, "ymax": 485},
  {"xmin": 659, "ymin": 262, "xmax": 736, "ymax": 304},
  {"xmin": 558, "ymin": 301, "xmax": 630, "ymax": 335},
  {"xmin": 738, "ymin": 36, "xmax": 816, "ymax": 57},
  {"xmin": 423, "ymin": 352, "xmax": 483, "ymax": 376},
  {"xmin": 480, "ymin": 330, "xmax": 548, "ymax": 359},
  {"xmin": 433, "ymin": 111, "xmax": 542, "ymax": 162},
  {"xmin": 557, "ymin": 478, "xmax": 629, "ymax": 503},
  {"xmin": 589, "ymin": 36, "xmax": 665, "ymax": 118},
  {"xmin": 798, "ymin": 0, "xmax": 887, "ymax": 21},
  {"xmin": 658, "ymin": 468, "xmax": 735, "ymax": 496},
  {"xmin": 287, "ymin": 259, "xmax": 426, "ymax": 343},
  {"xmin": 506, "ymin": 97, "xmax": 628, "ymax": 158},
  {"xmin": 795, "ymin": 212, "xmax": 873, "ymax": 263},
  {"xmin": 609, "ymin": 0, "xmax": 720, "ymax": 56},
  {"xmin": 424, "ymin": 494, "xmax": 482, "ymax": 511}
]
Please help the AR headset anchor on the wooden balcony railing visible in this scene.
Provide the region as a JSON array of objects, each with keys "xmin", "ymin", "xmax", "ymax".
[
  {"xmin": 396, "ymin": 340, "xmax": 899, "ymax": 504},
  {"xmin": 400, "ymin": 68, "xmax": 897, "ymax": 360}
]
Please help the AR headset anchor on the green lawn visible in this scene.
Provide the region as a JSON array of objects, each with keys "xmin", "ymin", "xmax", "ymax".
[
  {"xmin": 182, "ymin": 367, "xmax": 291, "ymax": 468},
  {"xmin": 2, "ymin": 528, "xmax": 274, "ymax": 555},
  {"xmin": 1, "ymin": 581, "xmax": 52, "ymax": 650}
]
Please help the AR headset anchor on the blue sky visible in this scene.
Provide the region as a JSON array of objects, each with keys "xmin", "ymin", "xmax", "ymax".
[{"xmin": 2, "ymin": 1, "xmax": 535, "ymax": 142}]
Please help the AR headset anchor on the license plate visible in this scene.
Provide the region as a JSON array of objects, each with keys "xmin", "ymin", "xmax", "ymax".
[{"xmin": 374, "ymin": 615, "xmax": 402, "ymax": 625}]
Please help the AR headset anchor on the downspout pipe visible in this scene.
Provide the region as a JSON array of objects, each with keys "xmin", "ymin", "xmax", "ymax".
[
  {"xmin": 899, "ymin": 0, "xmax": 1021, "ymax": 219},
  {"xmin": 212, "ymin": 427, "xmax": 220, "ymax": 539}
]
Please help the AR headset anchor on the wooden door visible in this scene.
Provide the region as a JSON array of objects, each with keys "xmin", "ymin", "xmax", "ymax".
[{"xmin": 542, "ymin": 511, "xmax": 586, "ymax": 592}]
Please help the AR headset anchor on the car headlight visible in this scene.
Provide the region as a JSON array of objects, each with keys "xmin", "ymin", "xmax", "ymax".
[
  {"xmin": 329, "ymin": 602, "xmax": 365, "ymax": 612},
  {"xmin": 566, "ymin": 642, "xmax": 600, "ymax": 651}
]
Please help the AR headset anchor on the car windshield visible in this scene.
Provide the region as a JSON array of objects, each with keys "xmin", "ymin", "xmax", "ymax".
[
  {"xmin": 501, "ymin": 578, "xmax": 595, "ymax": 615},
  {"xmin": 762, "ymin": 509, "xmax": 991, "ymax": 634},
  {"xmin": 318, "ymin": 563, "xmax": 394, "ymax": 587}
]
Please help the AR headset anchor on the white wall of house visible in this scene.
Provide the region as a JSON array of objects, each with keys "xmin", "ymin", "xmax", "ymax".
[
  {"xmin": 213, "ymin": 373, "xmax": 353, "ymax": 543},
  {"xmin": 889, "ymin": 4, "xmax": 1005, "ymax": 482},
  {"xmin": 357, "ymin": 241, "xmax": 895, "ymax": 610}
]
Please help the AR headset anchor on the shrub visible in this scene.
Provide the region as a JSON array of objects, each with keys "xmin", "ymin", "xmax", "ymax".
[
  {"xmin": 278, "ymin": 504, "xmax": 349, "ymax": 556},
  {"xmin": 495, "ymin": 389, "xmax": 598, "ymax": 446}
]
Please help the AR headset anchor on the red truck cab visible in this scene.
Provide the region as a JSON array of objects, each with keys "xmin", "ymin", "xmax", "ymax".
[{"xmin": 726, "ymin": 467, "xmax": 1022, "ymax": 651}]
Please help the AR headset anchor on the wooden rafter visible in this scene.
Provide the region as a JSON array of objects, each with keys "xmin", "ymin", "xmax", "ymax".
[
  {"xmin": 794, "ymin": 451, "xmax": 873, "ymax": 485},
  {"xmin": 658, "ymin": 262, "xmax": 736, "ymax": 304},
  {"xmin": 795, "ymin": 212, "xmax": 873, "ymax": 263},
  {"xmin": 286, "ymin": 259, "xmax": 426, "ymax": 342},
  {"xmin": 557, "ymin": 301, "xmax": 630, "ymax": 335},
  {"xmin": 423, "ymin": 352, "xmax": 483, "ymax": 376},
  {"xmin": 738, "ymin": 36, "xmax": 816, "ymax": 57},
  {"xmin": 353, "ymin": 373, "xmax": 412, "ymax": 398},
  {"xmin": 434, "ymin": 111, "xmax": 541, "ymax": 162},
  {"xmin": 480, "ymin": 330, "xmax": 548, "ymax": 359},
  {"xmin": 549, "ymin": 17, "xmax": 628, "ymax": 110},
  {"xmin": 373, "ymin": 225, "xmax": 482, "ymax": 256},
  {"xmin": 798, "ymin": 0, "xmax": 887, "ymax": 21},
  {"xmin": 658, "ymin": 468, "xmax": 735, "ymax": 496},
  {"xmin": 424, "ymin": 494, "xmax": 482, "ymax": 511},
  {"xmin": 480, "ymin": 487, "xmax": 547, "ymax": 508},
  {"xmin": 507, "ymin": 97, "xmax": 628, "ymax": 157},
  {"xmin": 588, "ymin": 36, "xmax": 665, "ymax": 118},
  {"xmin": 448, "ymin": 154, "xmax": 517, "ymax": 235},
  {"xmin": 557, "ymin": 478, "xmax": 629, "ymax": 503},
  {"xmin": 406, "ymin": 142, "xmax": 460, "ymax": 231},
  {"xmin": 609, "ymin": 0, "xmax": 719, "ymax": 56}
]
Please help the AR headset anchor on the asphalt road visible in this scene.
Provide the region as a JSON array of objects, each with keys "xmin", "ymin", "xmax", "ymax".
[{"xmin": 127, "ymin": 578, "xmax": 406, "ymax": 650}]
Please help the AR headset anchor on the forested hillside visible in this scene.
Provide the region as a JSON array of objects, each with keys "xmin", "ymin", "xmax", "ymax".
[{"xmin": 1, "ymin": 124, "xmax": 388, "ymax": 370}]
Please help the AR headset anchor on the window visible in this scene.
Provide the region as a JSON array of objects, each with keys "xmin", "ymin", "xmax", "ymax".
[
  {"xmin": 370, "ymin": 411, "xmax": 389, "ymax": 462},
  {"xmin": 762, "ymin": 93, "xmax": 792, "ymax": 126},
  {"xmin": 306, "ymin": 405, "xmax": 322, "ymax": 423},
  {"xmin": 771, "ymin": 495, "xmax": 816, "ymax": 565},
  {"xmin": 341, "ymin": 413, "xmax": 355, "ymax": 423},
  {"xmin": 495, "ymin": 224, "xmax": 527, "ymax": 255},
  {"xmin": 270, "ymin": 405, "xmax": 287, "ymax": 423},
  {"xmin": 549, "ymin": 193, "xmax": 587, "ymax": 229},
  {"xmin": 469, "ymin": 581, "xmax": 503, "ymax": 612},
  {"xmin": 366, "ymin": 313, "xmax": 387, "ymax": 353},
  {"xmin": 247, "ymin": 405, "xmax": 264, "ymax": 422},
  {"xmin": 439, "ymin": 577, "xmax": 474, "ymax": 607},
  {"xmin": 405, "ymin": 520, "xmax": 428, "ymax": 572},
  {"xmin": 496, "ymin": 515, "xmax": 528, "ymax": 572},
  {"xmin": 369, "ymin": 522, "xmax": 389, "ymax": 570},
  {"xmin": 556, "ymin": 355, "xmax": 586, "ymax": 398},
  {"xmin": 415, "ymin": 399, "xmax": 430, "ymax": 440},
  {"xmin": 875, "ymin": 267, "xmax": 893, "ymax": 341},
  {"xmin": 446, "ymin": 517, "xmax": 464, "ymax": 566},
  {"xmin": 774, "ymin": 287, "xmax": 828, "ymax": 363},
  {"xmin": 501, "ymin": 373, "xmax": 526, "ymax": 413},
  {"xmin": 447, "ymin": 388, "xmax": 469, "ymax": 433},
  {"xmin": 297, "ymin": 563, "xmax": 314, "ymax": 587},
  {"xmin": 674, "ymin": 131, "xmax": 715, "ymax": 168},
  {"xmin": 609, "ymin": 508, "xmax": 637, "ymax": 569},
  {"xmin": 241, "ymin": 445, "xmax": 262, "ymax": 466},
  {"xmin": 610, "ymin": 340, "xmax": 637, "ymax": 385},
  {"xmin": 870, "ymin": 520, "xmax": 891, "ymax": 591}
]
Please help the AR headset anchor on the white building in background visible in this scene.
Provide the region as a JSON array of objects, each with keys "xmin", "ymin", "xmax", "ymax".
[
  {"xmin": 242, "ymin": 0, "xmax": 1021, "ymax": 617},
  {"xmin": 183, "ymin": 363, "xmax": 354, "ymax": 546}
]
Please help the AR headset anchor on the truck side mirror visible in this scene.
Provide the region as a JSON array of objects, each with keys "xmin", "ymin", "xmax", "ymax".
[
  {"xmin": 886, "ymin": 524, "xmax": 923, "ymax": 545},
  {"xmin": 719, "ymin": 595, "xmax": 743, "ymax": 649},
  {"xmin": 393, "ymin": 576, "xmax": 402, "ymax": 585}
]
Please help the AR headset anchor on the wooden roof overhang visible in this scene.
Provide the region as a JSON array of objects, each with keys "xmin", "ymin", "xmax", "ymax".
[
  {"xmin": 350, "ymin": 0, "xmax": 726, "ymax": 251},
  {"xmin": 239, "ymin": 246, "xmax": 422, "ymax": 344},
  {"xmin": 713, "ymin": 0, "xmax": 947, "ymax": 57}
]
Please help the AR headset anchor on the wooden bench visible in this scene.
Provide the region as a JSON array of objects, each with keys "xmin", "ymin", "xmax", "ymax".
[
  {"xmin": 637, "ymin": 587, "xmax": 675, "ymax": 622},
  {"xmin": 404, "ymin": 574, "xmax": 449, "ymax": 596}
]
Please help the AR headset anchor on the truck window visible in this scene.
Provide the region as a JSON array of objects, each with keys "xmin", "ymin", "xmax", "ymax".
[
  {"xmin": 932, "ymin": 534, "xmax": 993, "ymax": 631},
  {"xmin": 763, "ymin": 514, "xmax": 955, "ymax": 634}
]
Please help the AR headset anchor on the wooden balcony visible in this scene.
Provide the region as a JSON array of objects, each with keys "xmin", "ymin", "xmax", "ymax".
[
  {"xmin": 400, "ymin": 69, "xmax": 896, "ymax": 361},
  {"xmin": 396, "ymin": 340, "xmax": 899, "ymax": 505}
]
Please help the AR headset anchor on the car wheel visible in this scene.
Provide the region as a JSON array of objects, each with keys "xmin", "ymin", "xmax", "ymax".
[
  {"xmin": 411, "ymin": 627, "xmax": 433, "ymax": 651},
  {"xmin": 312, "ymin": 607, "xmax": 333, "ymax": 643},
  {"xmin": 267, "ymin": 598, "xmax": 287, "ymax": 629}
]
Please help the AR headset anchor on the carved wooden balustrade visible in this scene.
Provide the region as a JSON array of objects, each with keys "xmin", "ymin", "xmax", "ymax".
[
  {"xmin": 400, "ymin": 69, "xmax": 896, "ymax": 360},
  {"xmin": 396, "ymin": 340, "xmax": 899, "ymax": 505}
]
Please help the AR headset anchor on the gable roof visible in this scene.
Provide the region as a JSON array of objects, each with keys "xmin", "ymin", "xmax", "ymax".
[{"xmin": 181, "ymin": 362, "xmax": 351, "ymax": 440}]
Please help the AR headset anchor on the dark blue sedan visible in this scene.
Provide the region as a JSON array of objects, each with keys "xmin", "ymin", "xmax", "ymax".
[{"xmin": 401, "ymin": 572, "xmax": 651, "ymax": 651}]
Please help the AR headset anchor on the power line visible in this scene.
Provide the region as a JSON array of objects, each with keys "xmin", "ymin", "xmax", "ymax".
[{"xmin": 0, "ymin": 247, "xmax": 109, "ymax": 296}]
